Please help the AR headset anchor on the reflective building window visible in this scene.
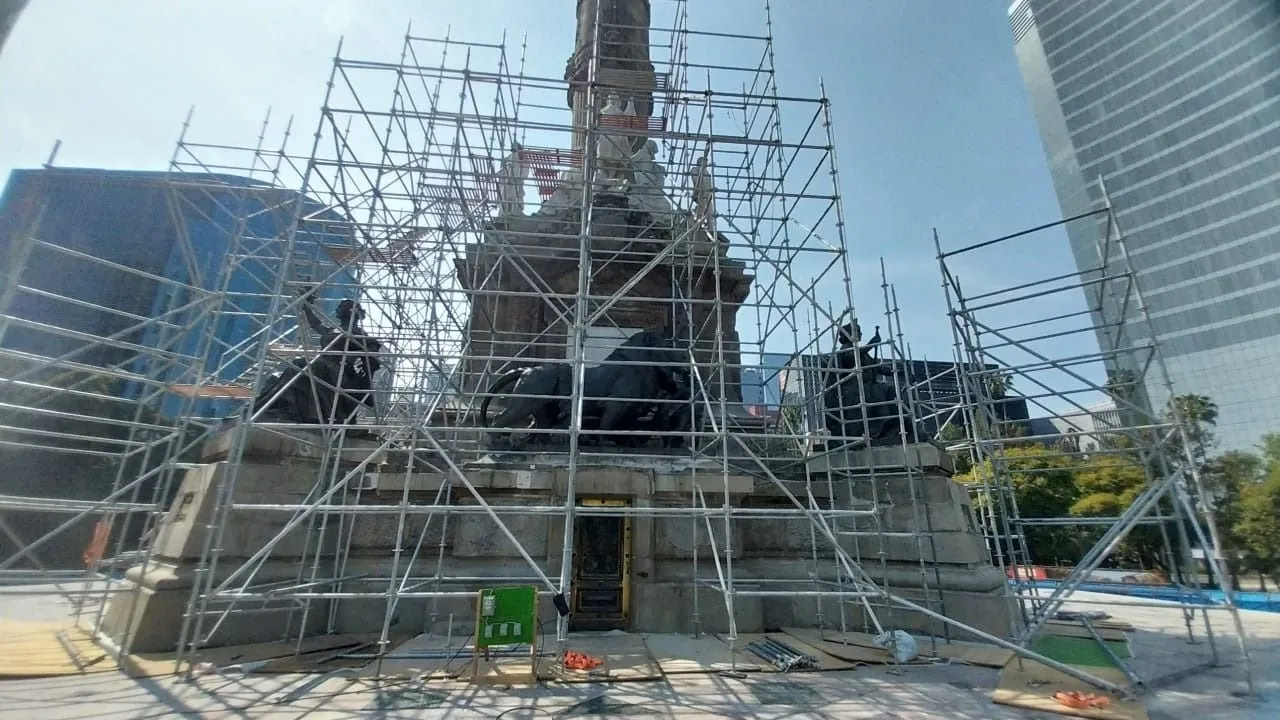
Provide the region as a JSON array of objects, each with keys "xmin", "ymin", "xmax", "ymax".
[{"xmin": 1010, "ymin": 0, "xmax": 1280, "ymax": 450}]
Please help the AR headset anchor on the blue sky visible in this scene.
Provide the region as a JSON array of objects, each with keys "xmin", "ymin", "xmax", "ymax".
[{"xmin": 0, "ymin": 1, "xmax": 1100, "ymax": 413}]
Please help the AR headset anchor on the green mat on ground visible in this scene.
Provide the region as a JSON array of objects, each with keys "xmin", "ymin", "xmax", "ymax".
[{"xmin": 1029, "ymin": 634, "xmax": 1131, "ymax": 668}]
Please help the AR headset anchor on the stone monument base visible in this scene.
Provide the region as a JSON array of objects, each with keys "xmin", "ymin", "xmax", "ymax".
[
  {"xmin": 98, "ymin": 427, "xmax": 385, "ymax": 653},
  {"xmin": 100, "ymin": 429, "xmax": 1017, "ymax": 653}
]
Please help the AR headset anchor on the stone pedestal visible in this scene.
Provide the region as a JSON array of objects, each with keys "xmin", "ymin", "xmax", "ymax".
[
  {"xmin": 454, "ymin": 209, "xmax": 753, "ymax": 402},
  {"xmin": 103, "ymin": 433, "xmax": 1016, "ymax": 652},
  {"xmin": 99, "ymin": 427, "xmax": 385, "ymax": 653}
]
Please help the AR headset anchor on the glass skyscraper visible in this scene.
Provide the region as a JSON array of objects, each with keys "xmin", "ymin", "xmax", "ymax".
[{"xmin": 1009, "ymin": 0, "xmax": 1280, "ymax": 451}]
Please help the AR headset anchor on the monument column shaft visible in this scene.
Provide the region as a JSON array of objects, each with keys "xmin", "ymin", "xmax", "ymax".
[{"xmin": 565, "ymin": 0, "xmax": 655, "ymax": 153}]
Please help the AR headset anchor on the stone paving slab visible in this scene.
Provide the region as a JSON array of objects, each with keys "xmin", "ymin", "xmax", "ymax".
[{"xmin": 0, "ymin": 590, "xmax": 1275, "ymax": 718}]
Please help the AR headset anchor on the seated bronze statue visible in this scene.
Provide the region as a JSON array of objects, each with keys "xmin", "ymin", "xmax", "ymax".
[
  {"xmin": 249, "ymin": 288, "xmax": 383, "ymax": 429},
  {"xmin": 822, "ymin": 320, "xmax": 903, "ymax": 447}
]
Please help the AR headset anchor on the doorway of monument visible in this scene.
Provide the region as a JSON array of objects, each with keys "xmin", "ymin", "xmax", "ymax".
[{"xmin": 570, "ymin": 498, "xmax": 632, "ymax": 631}]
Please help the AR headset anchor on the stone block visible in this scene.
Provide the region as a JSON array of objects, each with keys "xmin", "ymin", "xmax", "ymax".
[
  {"xmin": 370, "ymin": 471, "xmax": 448, "ymax": 494},
  {"xmin": 629, "ymin": 579, "xmax": 762, "ymax": 635},
  {"xmin": 343, "ymin": 512, "xmax": 447, "ymax": 552},
  {"xmin": 651, "ymin": 471, "xmax": 754, "ymax": 496},
  {"xmin": 840, "ymin": 586, "xmax": 1019, "ymax": 641},
  {"xmin": 809, "ymin": 442, "xmax": 953, "ymax": 474},
  {"xmin": 874, "ymin": 502, "xmax": 972, "ymax": 534},
  {"xmin": 739, "ymin": 518, "xmax": 820, "ymax": 554},
  {"xmin": 838, "ymin": 532, "xmax": 989, "ymax": 566},
  {"xmin": 100, "ymin": 560, "xmax": 327, "ymax": 653},
  {"xmin": 452, "ymin": 509, "xmax": 550, "ymax": 559},
  {"xmin": 152, "ymin": 461, "xmax": 319, "ymax": 562},
  {"xmin": 651, "ymin": 513, "xmax": 741, "ymax": 560},
  {"xmin": 201, "ymin": 425, "xmax": 386, "ymax": 466},
  {"xmin": 836, "ymin": 472, "xmax": 966, "ymax": 506}
]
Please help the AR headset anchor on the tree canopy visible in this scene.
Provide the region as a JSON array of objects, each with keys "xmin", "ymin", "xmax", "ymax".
[{"xmin": 947, "ymin": 393, "xmax": 1280, "ymax": 585}]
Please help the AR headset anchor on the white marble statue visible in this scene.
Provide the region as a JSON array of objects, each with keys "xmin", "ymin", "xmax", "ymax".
[
  {"xmin": 626, "ymin": 139, "xmax": 671, "ymax": 221},
  {"xmin": 497, "ymin": 142, "xmax": 527, "ymax": 218},
  {"xmin": 691, "ymin": 155, "xmax": 717, "ymax": 235},
  {"xmin": 595, "ymin": 94, "xmax": 637, "ymax": 189}
]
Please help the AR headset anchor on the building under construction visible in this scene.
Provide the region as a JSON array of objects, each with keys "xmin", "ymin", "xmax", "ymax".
[{"xmin": 0, "ymin": 0, "xmax": 1255, "ymax": 701}]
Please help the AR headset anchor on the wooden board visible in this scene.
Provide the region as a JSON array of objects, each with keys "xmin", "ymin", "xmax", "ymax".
[
  {"xmin": 0, "ymin": 620, "xmax": 115, "ymax": 678},
  {"xmin": 731, "ymin": 632, "xmax": 859, "ymax": 672},
  {"xmin": 992, "ymin": 658, "xmax": 1148, "ymax": 720},
  {"xmin": 816, "ymin": 628, "xmax": 1014, "ymax": 668},
  {"xmin": 260, "ymin": 634, "xmax": 413, "ymax": 673},
  {"xmin": 552, "ymin": 632, "xmax": 663, "ymax": 683},
  {"xmin": 472, "ymin": 657, "xmax": 538, "ymax": 685},
  {"xmin": 125, "ymin": 633, "xmax": 382, "ymax": 677},
  {"xmin": 781, "ymin": 627, "xmax": 902, "ymax": 665},
  {"xmin": 642, "ymin": 633, "xmax": 768, "ymax": 675},
  {"xmin": 120, "ymin": 654, "xmax": 185, "ymax": 678},
  {"xmin": 1051, "ymin": 617, "xmax": 1136, "ymax": 633},
  {"xmin": 927, "ymin": 640, "xmax": 1017, "ymax": 668},
  {"xmin": 352, "ymin": 633, "xmax": 476, "ymax": 680},
  {"xmin": 1045, "ymin": 620, "xmax": 1130, "ymax": 642}
]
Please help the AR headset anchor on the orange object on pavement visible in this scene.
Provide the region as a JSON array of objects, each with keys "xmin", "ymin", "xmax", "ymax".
[
  {"xmin": 1052, "ymin": 690, "xmax": 1111, "ymax": 709},
  {"xmin": 83, "ymin": 520, "xmax": 110, "ymax": 567},
  {"xmin": 563, "ymin": 650, "xmax": 603, "ymax": 670}
]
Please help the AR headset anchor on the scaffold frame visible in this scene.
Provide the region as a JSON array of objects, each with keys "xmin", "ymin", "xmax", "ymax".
[
  {"xmin": 935, "ymin": 179, "xmax": 1255, "ymax": 694},
  {"xmin": 0, "ymin": 0, "xmax": 1216, "ymax": 699}
]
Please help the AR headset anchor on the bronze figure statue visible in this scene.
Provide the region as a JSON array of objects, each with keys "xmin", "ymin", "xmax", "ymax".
[
  {"xmin": 480, "ymin": 329, "xmax": 688, "ymax": 447},
  {"xmin": 823, "ymin": 319, "xmax": 907, "ymax": 447},
  {"xmin": 248, "ymin": 286, "xmax": 383, "ymax": 429}
]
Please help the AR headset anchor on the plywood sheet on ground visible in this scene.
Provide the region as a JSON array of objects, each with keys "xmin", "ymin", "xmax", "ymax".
[
  {"xmin": 1045, "ymin": 621, "xmax": 1130, "ymax": 642},
  {"xmin": 0, "ymin": 620, "xmax": 115, "ymax": 678},
  {"xmin": 642, "ymin": 634, "xmax": 768, "ymax": 674},
  {"xmin": 1051, "ymin": 617, "xmax": 1136, "ymax": 633},
  {"xmin": 731, "ymin": 632, "xmax": 858, "ymax": 672},
  {"xmin": 124, "ymin": 634, "xmax": 380, "ymax": 678},
  {"xmin": 472, "ymin": 656, "xmax": 538, "ymax": 685},
  {"xmin": 553, "ymin": 633, "xmax": 663, "ymax": 682},
  {"xmin": 353, "ymin": 633, "xmax": 483, "ymax": 680},
  {"xmin": 781, "ymin": 627, "xmax": 903, "ymax": 665},
  {"xmin": 260, "ymin": 634, "xmax": 413, "ymax": 673},
  {"xmin": 119, "ymin": 654, "xmax": 185, "ymax": 678},
  {"xmin": 816, "ymin": 628, "xmax": 1014, "ymax": 668},
  {"xmin": 992, "ymin": 658, "xmax": 1147, "ymax": 720}
]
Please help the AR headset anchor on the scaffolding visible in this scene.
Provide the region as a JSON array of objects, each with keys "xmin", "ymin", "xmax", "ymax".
[
  {"xmin": 936, "ymin": 185, "xmax": 1255, "ymax": 693},
  {"xmin": 150, "ymin": 0, "xmax": 955, "ymax": 664},
  {"xmin": 0, "ymin": 0, "xmax": 1230, "ymax": 698}
]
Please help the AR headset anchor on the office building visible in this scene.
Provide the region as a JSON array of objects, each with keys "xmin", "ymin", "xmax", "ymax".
[
  {"xmin": 0, "ymin": 0, "xmax": 27, "ymax": 57},
  {"xmin": 0, "ymin": 167, "xmax": 358, "ymax": 418},
  {"xmin": 1009, "ymin": 0, "xmax": 1280, "ymax": 450}
]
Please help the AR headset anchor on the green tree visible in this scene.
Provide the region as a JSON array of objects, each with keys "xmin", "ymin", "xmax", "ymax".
[
  {"xmin": 1164, "ymin": 393, "xmax": 1219, "ymax": 466},
  {"xmin": 1070, "ymin": 455, "xmax": 1147, "ymax": 516},
  {"xmin": 1225, "ymin": 434, "xmax": 1280, "ymax": 586},
  {"xmin": 1105, "ymin": 368, "xmax": 1139, "ymax": 404},
  {"xmin": 938, "ymin": 422, "xmax": 972, "ymax": 475},
  {"xmin": 1234, "ymin": 473, "xmax": 1280, "ymax": 586},
  {"xmin": 1200, "ymin": 450, "xmax": 1263, "ymax": 587},
  {"xmin": 1069, "ymin": 454, "xmax": 1171, "ymax": 570},
  {"xmin": 985, "ymin": 370, "xmax": 1013, "ymax": 400},
  {"xmin": 956, "ymin": 444, "xmax": 1080, "ymax": 565}
]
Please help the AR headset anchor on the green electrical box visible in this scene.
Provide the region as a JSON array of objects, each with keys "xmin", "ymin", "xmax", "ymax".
[{"xmin": 475, "ymin": 585, "xmax": 538, "ymax": 649}]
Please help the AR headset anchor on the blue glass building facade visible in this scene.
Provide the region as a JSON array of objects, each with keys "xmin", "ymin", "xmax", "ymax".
[
  {"xmin": 1010, "ymin": 0, "xmax": 1280, "ymax": 450},
  {"xmin": 0, "ymin": 167, "xmax": 358, "ymax": 419}
]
